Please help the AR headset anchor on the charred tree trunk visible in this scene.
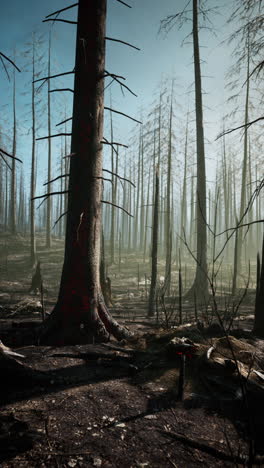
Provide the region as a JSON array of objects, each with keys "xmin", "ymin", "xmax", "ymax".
[
  {"xmin": 140, "ymin": 130, "xmax": 145, "ymax": 250},
  {"xmin": 40, "ymin": 0, "xmax": 131, "ymax": 345},
  {"xmin": 30, "ymin": 36, "xmax": 36, "ymax": 266},
  {"xmin": 109, "ymin": 99, "xmax": 115, "ymax": 264},
  {"xmin": 46, "ymin": 31, "xmax": 52, "ymax": 248},
  {"xmin": 10, "ymin": 65, "xmax": 17, "ymax": 235},
  {"xmin": 134, "ymin": 133, "xmax": 141, "ymax": 250},
  {"xmin": 187, "ymin": 0, "xmax": 208, "ymax": 304},
  {"xmin": 148, "ymin": 166, "xmax": 159, "ymax": 317},
  {"xmin": 181, "ymin": 112, "xmax": 188, "ymax": 249},
  {"xmin": 253, "ymin": 234, "xmax": 264, "ymax": 337},
  {"xmin": 143, "ymin": 163, "xmax": 151, "ymax": 263},
  {"xmin": 4, "ymin": 164, "xmax": 9, "ymax": 230},
  {"xmin": 232, "ymin": 218, "xmax": 239, "ymax": 296},
  {"xmin": 165, "ymin": 95, "xmax": 173, "ymax": 294},
  {"xmin": 0, "ymin": 159, "xmax": 3, "ymax": 223},
  {"xmin": 237, "ymin": 35, "xmax": 250, "ymax": 271}
]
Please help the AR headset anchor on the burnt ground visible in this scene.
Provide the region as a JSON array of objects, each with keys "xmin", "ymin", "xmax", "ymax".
[{"xmin": 0, "ymin": 232, "xmax": 264, "ymax": 467}]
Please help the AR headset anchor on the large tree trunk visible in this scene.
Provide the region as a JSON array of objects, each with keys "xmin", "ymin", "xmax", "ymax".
[
  {"xmin": 187, "ymin": 0, "xmax": 208, "ymax": 304},
  {"xmin": 40, "ymin": 0, "xmax": 131, "ymax": 345}
]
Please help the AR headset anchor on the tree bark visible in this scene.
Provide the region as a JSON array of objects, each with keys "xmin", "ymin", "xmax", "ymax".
[
  {"xmin": 46, "ymin": 31, "xmax": 52, "ymax": 248},
  {"xmin": 30, "ymin": 36, "xmax": 36, "ymax": 266},
  {"xmin": 165, "ymin": 94, "xmax": 173, "ymax": 294},
  {"xmin": 187, "ymin": 0, "xmax": 208, "ymax": 304},
  {"xmin": 10, "ymin": 64, "xmax": 17, "ymax": 235},
  {"xmin": 40, "ymin": 0, "xmax": 131, "ymax": 345},
  {"xmin": 253, "ymin": 234, "xmax": 264, "ymax": 337},
  {"xmin": 109, "ymin": 98, "xmax": 116, "ymax": 263},
  {"xmin": 148, "ymin": 166, "xmax": 159, "ymax": 317},
  {"xmin": 237, "ymin": 31, "xmax": 250, "ymax": 270}
]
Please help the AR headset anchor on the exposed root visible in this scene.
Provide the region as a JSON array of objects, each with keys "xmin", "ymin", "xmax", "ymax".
[{"xmin": 38, "ymin": 296, "xmax": 133, "ymax": 346}]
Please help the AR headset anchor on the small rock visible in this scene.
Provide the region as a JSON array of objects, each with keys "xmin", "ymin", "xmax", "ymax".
[
  {"xmin": 115, "ymin": 422, "xmax": 126, "ymax": 427},
  {"xmin": 93, "ymin": 457, "xmax": 102, "ymax": 467},
  {"xmin": 68, "ymin": 459, "xmax": 77, "ymax": 467}
]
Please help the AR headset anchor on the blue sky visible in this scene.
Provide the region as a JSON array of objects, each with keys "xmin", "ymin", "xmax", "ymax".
[{"xmin": 0, "ymin": 0, "xmax": 246, "ymax": 205}]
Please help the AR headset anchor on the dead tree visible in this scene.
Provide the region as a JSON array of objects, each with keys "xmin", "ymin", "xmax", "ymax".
[
  {"xmin": 160, "ymin": 0, "xmax": 209, "ymax": 304},
  {"xmin": 148, "ymin": 166, "xmax": 159, "ymax": 317},
  {"xmin": 39, "ymin": 0, "xmax": 134, "ymax": 345},
  {"xmin": 253, "ymin": 234, "xmax": 264, "ymax": 337}
]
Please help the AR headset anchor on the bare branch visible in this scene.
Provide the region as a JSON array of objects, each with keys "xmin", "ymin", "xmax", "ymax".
[
  {"xmin": 0, "ymin": 147, "xmax": 22, "ymax": 163},
  {"xmin": 103, "ymin": 168, "xmax": 135, "ymax": 187},
  {"xmin": 214, "ymin": 179, "xmax": 264, "ymax": 261},
  {"xmin": 246, "ymin": 60, "xmax": 264, "ymax": 83},
  {"xmin": 0, "ymin": 154, "xmax": 12, "ymax": 170},
  {"xmin": 33, "ymin": 70, "xmax": 74, "ymax": 84},
  {"xmin": 110, "ymin": 76, "xmax": 137, "ymax": 97},
  {"xmin": 104, "ymin": 106, "xmax": 142, "ymax": 124},
  {"xmin": 104, "ymin": 78, "xmax": 115, "ymax": 91},
  {"xmin": 102, "ymin": 137, "xmax": 118, "ymax": 157},
  {"xmin": 115, "ymin": 0, "xmax": 132, "ymax": 8},
  {"xmin": 101, "ymin": 200, "xmax": 133, "ymax": 217},
  {"xmin": 104, "ymin": 70, "xmax": 137, "ymax": 97},
  {"xmin": 32, "ymin": 190, "xmax": 70, "ymax": 201},
  {"xmin": 43, "ymin": 174, "xmax": 69, "ymax": 186},
  {"xmin": 217, "ymin": 219, "xmax": 264, "ymax": 236},
  {"xmin": 0, "ymin": 52, "xmax": 21, "ymax": 72},
  {"xmin": 102, "ymin": 139, "xmax": 128, "ymax": 148},
  {"xmin": 105, "ymin": 37, "xmax": 140, "ymax": 51},
  {"xmin": 56, "ymin": 117, "xmax": 73, "ymax": 126},
  {"xmin": 0, "ymin": 55, "xmax": 10, "ymax": 80},
  {"xmin": 104, "ymin": 70, "xmax": 126, "ymax": 80},
  {"xmin": 49, "ymin": 88, "xmax": 74, "ymax": 93},
  {"xmin": 43, "ymin": 19, "xmax": 77, "ymax": 25},
  {"xmin": 216, "ymin": 116, "xmax": 264, "ymax": 140},
  {"xmin": 45, "ymin": 3, "xmax": 78, "ymax": 18},
  {"xmin": 36, "ymin": 133, "xmax": 71, "ymax": 141},
  {"xmin": 37, "ymin": 196, "xmax": 48, "ymax": 210},
  {"xmin": 52, "ymin": 211, "xmax": 68, "ymax": 230}
]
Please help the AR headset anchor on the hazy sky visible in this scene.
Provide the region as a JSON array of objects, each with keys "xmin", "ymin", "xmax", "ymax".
[{"xmin": 0, "ymin": 0, "xmax": 240, "ymax": 201}]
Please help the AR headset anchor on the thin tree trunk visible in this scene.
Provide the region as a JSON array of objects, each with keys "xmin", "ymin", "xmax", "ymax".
[
  {"xmin": 165, "ymin": 94, "xmax": 173, "ymax": 293},
  {"xmin": 109, "ymin": 97, "xmax": 115, "ymax": 263},
  {"xmin": 46, "ymin": 31, "xmax": 52, "ymax": 248},
  {"xmin": 30, "ymin": 36, "xmax": 36, "ymax": 266},
  {"xmin": 10, "ymin": 64, "xmax": 17, "ymax": 234},
  {"xmin": 140, "ymin": 129, "xmax": 145, "ymax": 250},
  {"xmin": 59, "ymin": 143, "xmax": 64, "ymax": 237},
  {"xmin": 187, "ymin": 0, "xmax": 208, "ymax": 303},
  {"xmin": 5, "ymin": 165, "xmax": 9, "ymax": 230},
  {"xmin": 64, "ymin": 116, "xmax": 69, "ymax": 236},
  {"xmin": 143, "ymin": 162, "xmax": 151, "ymax": 263},
  {"xmin": 134, "ymin": 133, "xmax": 141, "ymax": 249},
  {"xmin": 237, "ymin": 31, "xmax": 250, "ymax": 270},
  {"xmin": 148, "ymin": 166, "xmax": 159, "ymax": 317},
  {"xmin": 181, "ymin": 112, "xmax": 189, "ymax": 247}
]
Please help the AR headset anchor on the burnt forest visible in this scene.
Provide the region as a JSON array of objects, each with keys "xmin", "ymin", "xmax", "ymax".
[{"xmin": 0, "ymin": 0, "xmax": 264, "ymax": 466}]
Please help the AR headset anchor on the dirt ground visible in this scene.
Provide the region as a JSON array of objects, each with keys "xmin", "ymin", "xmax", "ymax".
[{"xmin": 0, "ymin": 232, "xmax": 264, "ymax": 467}]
